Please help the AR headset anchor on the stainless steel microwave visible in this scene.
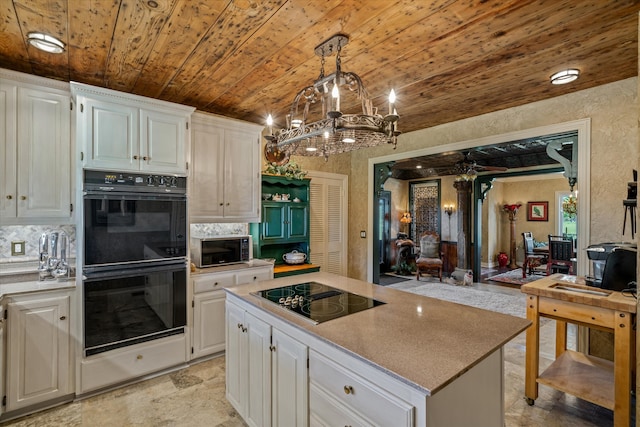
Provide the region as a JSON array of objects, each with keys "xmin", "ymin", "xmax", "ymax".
[{"xmin": 190, "ymin": 235, "xmax": 252, "ymax": 268}]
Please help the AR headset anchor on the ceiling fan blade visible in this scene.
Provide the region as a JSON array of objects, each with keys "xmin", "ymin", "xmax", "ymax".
[{"xmin": 477, "ymin": 165, "xmax": 508, "ymax": 172}]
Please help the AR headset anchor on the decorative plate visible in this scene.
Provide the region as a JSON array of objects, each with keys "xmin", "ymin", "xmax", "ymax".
[{"xmin": 264, "ymin": 143, "xmax": 289, "ymax": 166}]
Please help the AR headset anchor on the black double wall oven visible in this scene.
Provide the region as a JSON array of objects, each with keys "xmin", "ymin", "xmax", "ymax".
[{"xmin": 83, "ymin": 170, "xmax": 187, "ymax": 356}]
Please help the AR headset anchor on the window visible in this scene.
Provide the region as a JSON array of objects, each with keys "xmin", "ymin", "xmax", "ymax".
[{"xmin": 556, "ymin": 191, "xmax": 577, "ymax": 239}]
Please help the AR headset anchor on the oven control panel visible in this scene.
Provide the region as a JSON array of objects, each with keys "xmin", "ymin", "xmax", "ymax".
[{"xmin": 84, "ymin": 170, "xmax": 187, "ymax": 193}]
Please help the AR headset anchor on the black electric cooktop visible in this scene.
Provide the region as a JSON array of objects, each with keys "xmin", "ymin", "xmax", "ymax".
[{"xmin": 252, "ymin": 282, "xmax": 385, "ymax": 324}]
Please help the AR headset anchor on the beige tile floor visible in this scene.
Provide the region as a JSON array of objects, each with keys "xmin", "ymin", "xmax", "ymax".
[{"xmin": 0, "ymin": 284, "xmax": 623, "ymax": 427}]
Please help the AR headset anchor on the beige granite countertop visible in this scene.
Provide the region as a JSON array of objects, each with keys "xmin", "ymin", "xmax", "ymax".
[
  {"xmin": 0, "ymin": 278, "xmax": 76, "ymax": 298},
  {"xmin": 226, "ymin": 271, "xmax": 531, "ymax": 395}
]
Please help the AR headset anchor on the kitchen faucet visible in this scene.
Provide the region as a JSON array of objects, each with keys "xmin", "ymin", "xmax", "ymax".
[{"xmin": 38, "ymin": 231, "xmax": 69, "ymax": 281}]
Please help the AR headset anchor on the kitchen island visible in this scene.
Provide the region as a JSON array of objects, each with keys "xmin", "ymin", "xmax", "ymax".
[
  {"xmin": 225, "ymin": 272, "xmax": 530, "ymax": 426},
  {"xmin": 521, "ymin": 274, "xmax": 636, "ymax": 427}
]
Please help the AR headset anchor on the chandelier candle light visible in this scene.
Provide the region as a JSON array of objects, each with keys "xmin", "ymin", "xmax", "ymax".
[
  {"xmin": 503, "ymin": 203, "xmax": 522, "ymax": 269},
  {"xmin": 264, "ymin": 34, "xmax": 400, "ymax": 160}
]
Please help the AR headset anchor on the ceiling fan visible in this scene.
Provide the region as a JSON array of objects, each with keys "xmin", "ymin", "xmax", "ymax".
[{"xmin": 453, "ymin": 151, "xmax": 508, "ymax": 177}]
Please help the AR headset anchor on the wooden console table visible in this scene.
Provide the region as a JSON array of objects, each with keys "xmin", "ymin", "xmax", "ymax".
[{"xmin": 521, "ymin": 275, "xmax": 636, "ymax": 427}]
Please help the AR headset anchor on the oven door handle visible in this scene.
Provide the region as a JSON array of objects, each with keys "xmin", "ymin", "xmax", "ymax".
[
  {"xmin": 83, "ymin": 191, "xmax": 186, "ymax": 202},
  {"xmin": 83, "ymin": 260, "xmax": 187, "ymax": 281}
]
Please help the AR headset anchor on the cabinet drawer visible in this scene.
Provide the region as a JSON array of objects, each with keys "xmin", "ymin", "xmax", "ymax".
[
  {"xmin": 309, "ymin": 351, "xmax": 413, "ymax": 427},
  {"xmin": 236, "ymin": 268, "xmax": 272, "ymax": 285},
  {"xmin": 80, "ymin": 334, "xmax": 186, "ymax": 393},
  {"xmin": 193, "ymin": 273, "xmax": 236, "ymax": 293},
  {"xmin": 310, "ymin": 382, "xmax": 370, "ymax": 427}
]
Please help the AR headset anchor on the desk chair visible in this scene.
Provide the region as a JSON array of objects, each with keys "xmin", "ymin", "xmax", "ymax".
[
  {"xmin": 546, "ymin": 235, "xmax": 574, "ymax": 275},
  {"xmin": 522, "ymin": 232, "xmax": 546, "ymax": 279},
  {"xmin": 415, "ymin": 231, "xmax": 443, "ymax": 282}
]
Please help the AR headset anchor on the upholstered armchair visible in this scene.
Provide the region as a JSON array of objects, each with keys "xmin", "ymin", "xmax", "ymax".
[{"xmin": 415, "ymin": 231, "xmax": 443, "ymax": 282}]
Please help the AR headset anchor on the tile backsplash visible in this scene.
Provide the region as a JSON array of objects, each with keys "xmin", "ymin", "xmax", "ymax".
[
  {"xmin": 0, "ymin": 225, "xmax": 77, "ymax": 263},
  {"xmin": 0, "ymin": 223, "xmax": 248, "ymax": 265},
  {"xmin": 190, "ymin": 223, "xmax": 249, "ymax": 238}
]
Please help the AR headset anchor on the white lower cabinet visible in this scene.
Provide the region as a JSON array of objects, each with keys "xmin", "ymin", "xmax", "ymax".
[
  {"xmin": 192, "ymin": 290, "xmax": 226, "ymax": 357},
  {"xmin": 6, "ymin": 292, "xmax": 72, "ymax": 412},
  {"xmin": 80, "ymin": 334, "xmax": 186, "ymax": 394},
  {"xmin": 0, "ymin": 303, "xmax": 4, "ymax": 419},
  {"xmin": 191, "ymin": 266, "xmax": 272, "ymax": 360},
  {"xmin": 226, "ymin": 300, "xmax": 308, "ymax": 427},
  {"xmin": 271, "ymin": 328, "xmax": 308, "ymax": 427},
  {"xmin": 309, "ymin": 350, "xmax": 413, "ymax": 427}
]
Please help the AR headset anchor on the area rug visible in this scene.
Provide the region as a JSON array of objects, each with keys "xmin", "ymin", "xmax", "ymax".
[
  {"xmin": 487, "ymin": 269, "xmax": 546, "ymax": 286},
  {"xmin": 388, "ymin": 279, "xmax": 526, "ymax": 318},
  {"xmin": 378, "ymin": 273, "xmax": 412, "ymax": 286}
]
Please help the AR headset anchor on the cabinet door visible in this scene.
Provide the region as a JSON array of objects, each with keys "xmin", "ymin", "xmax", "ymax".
[
  {"xmin": 271, "ymin": 328, "xmax": 308, "ymax": 427},
  {"xmin": 82, "ymin": 97, "xmax": 139, "ymax": 171},
  {"xmin": 16, "ymin": 87, "xmax": 71, "ymax": 220},
  {"xmin": 262, "ymin": 203, "xmax": 287, "ymax": 241},
  {"xmin": 226, "ymin": 302, "xmax": 272, "ymax": 427},
  {"xmin": 222, "ymin": 128, "xmax": 260, "ymax": 220},
  {"xmin": 245, "ymin": 311, "xmax": 272, "ymax": 427},
  {"xmin": 288, "ymin": 204, "xmax": 309, "ymax": 240},
  {"xmin": 226, "ymin": 302, "xmax": 247, "ymax": 415},
  {"xmin": 140, "ymin": 109, "xmax": 187, "ymax": 174},
  {"xmin": 190, "ymin": 118, "xmax": 225, "ymax": 219},
  {"xmin": 0, "ymin": 82, "xmax": 17, "ymax": 220},
  {"xmin": 192, "ymin": 290, "xmax": 226, "ymax": 358},
  {"xmin": 7, "ymin": 295, "xmax": 71, "ymax": 412}
]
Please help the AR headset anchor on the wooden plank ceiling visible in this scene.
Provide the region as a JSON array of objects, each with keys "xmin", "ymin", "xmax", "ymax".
[{"xmin": 1, "ymin": 0, "xmax": 639, "ymax": 138}]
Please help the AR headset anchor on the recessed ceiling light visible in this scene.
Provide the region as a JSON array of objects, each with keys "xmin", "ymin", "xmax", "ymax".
[
  {"xmin": 27, "ymin": 32, "xmax": 65, "ymax": 54},
  {"xmin": 550, "ymin": 69, "xmax": 579, "ymax": 85}
]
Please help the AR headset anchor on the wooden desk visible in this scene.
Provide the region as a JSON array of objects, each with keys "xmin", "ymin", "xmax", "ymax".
[{"xmin": 521, "ymin": 275, "xmax": 636, "ymax": 427}]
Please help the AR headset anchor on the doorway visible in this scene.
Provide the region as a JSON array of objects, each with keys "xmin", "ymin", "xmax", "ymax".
[{"xmin": 366, "ymin": 119, "xmax": 591, "ymax": 283}]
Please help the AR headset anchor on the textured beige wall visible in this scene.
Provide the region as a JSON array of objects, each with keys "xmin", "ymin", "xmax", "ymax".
[
  {"xmin": 490, "ymin": 177, "xmax": 569, "ymax": 264},
  {"xmin": 290, "ymin": 77, "xmax": 638, "ymax": 281}
]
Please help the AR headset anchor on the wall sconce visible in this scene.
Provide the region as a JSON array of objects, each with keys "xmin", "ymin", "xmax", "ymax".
[
  {"xmin": 443, "ymin": 204, "xmax": 455, "ymax": 216},
  {"xmin": 400, "ymin": 212, "xmax": 412, "ymax": 235}
]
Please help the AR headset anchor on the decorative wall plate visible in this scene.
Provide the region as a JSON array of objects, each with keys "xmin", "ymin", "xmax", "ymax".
[{"xmin": 264, "ymin": 143, "xmax": 289, "ymax": 165}]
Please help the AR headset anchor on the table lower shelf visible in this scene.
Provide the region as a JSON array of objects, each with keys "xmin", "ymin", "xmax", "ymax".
[{"xmin": 537, "ymin": 350, "xmax": 614, "ymax": 410}]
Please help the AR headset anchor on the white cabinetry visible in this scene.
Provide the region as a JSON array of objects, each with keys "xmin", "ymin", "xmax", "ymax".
[
  {"xmin": 6, "ymin": 291, "xmax": 73, "ymax": 412},
  {"xmin": 1, "ymin": 70, "xmax": 72, "ymax": 225},
  {"xmin": 190, "ymin": 112, "xmax": 262, "ymax": 223},
  {"xmin": 71, "ymin": 82, "xmax": 194, "ymax": 174},
  {"xmin": 0, "ymin": 303, "xmax": 4, "ymax": 419},
  {"xmin": 309, "ymin": 350, "xmax": 413, "ymax": 427},
  {"xmin": 226, "ymin": 299, "xmax": 307, "ymax": 427},
  {"xmin": 191, "ymin": 265, "xmax": 272, "ymax": 359}
]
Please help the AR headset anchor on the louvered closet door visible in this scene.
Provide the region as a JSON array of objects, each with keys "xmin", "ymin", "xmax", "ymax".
[{"xmin": 309, "ymin": 173, "xmax": 348, "ymax": 275}]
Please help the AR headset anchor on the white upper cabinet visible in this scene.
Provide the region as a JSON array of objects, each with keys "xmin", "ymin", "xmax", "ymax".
[
  {"xmin": 71, "ymin": 82, "xmax": 194, "ymax": 174},
  {"xmin": 190, "ymin": 112, "xmax": 263, "ymax": 223},
  {"xmin": 1, "ymin": 70, "xmax": 72, "ymax": 225}
]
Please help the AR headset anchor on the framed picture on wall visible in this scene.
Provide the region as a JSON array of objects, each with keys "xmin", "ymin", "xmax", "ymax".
[{"xmin": 527, "ymin": 201, "xmax": 548, "ymax": 221}]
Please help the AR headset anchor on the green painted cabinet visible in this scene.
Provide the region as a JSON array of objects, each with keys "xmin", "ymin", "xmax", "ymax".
[{"xmin": 250, "ymin": 175, "xmax": 311, "ymax": 266}]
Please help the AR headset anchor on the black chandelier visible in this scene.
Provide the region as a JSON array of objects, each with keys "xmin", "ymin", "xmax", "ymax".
[{"xmin": 265, "ymin": 34, "xmax": 400, "ymax": 160}]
